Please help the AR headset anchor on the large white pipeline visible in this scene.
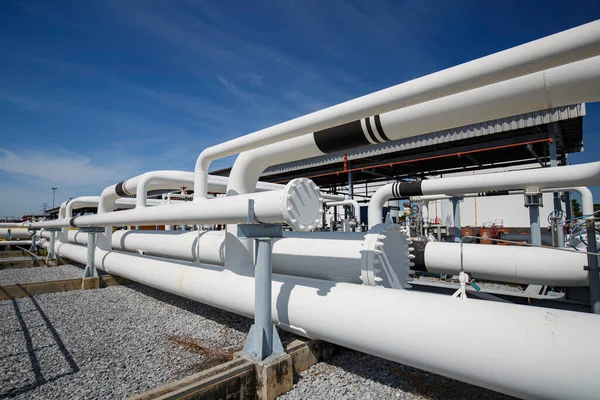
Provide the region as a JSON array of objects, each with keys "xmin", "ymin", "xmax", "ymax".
[
  {"xmin": 45, "ymin": 238, "xmax": 600, "ymax": 400},
  {"xmin": 227, "ymin": 56, "xmax": 600, "ymax": 200},
  {"xmin": 412, "ymin": 241, "xmax": 588, "ymax": 286},
  {"xmin": 368, "ymin": 163, "xmax": 600, "ymax": 227},
  {"xmin": 31, "ymin": 178, "xmax": 324, "ymax": 232},
  {"xmin": 52, "ymin": 225, "xmax": 410, "ymax": 288},
  {"xmin": 413, "ymin": 186, "xmax": 594, "ymax": 226},
  {"xmin": 51, "ymin": 226, "xmax": 590, "ymax": 287},
  {"xmin": 194, "ymin": 20, "xmax": 600, "ymax": 199},
  {"xmin": 0, "ymin": 228, "xmax": 31, "ymax": 239}
]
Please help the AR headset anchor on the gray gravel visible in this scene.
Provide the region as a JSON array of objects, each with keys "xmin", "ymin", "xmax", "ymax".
[
  {"xmin": 280, "ymin": 347, "xmax": 516, "ymax": 400},
  {"xmin": 0, "ymin": 283, "xmax": 253, "ymax": 399},
  {"xmin": 0, "ymin": 265, "xmax": 84, "ymax": 285}
]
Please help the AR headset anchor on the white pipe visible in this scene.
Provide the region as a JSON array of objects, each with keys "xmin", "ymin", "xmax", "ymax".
[
  {"xmin": 31, "ymin": 179, "xmax": 324, "ymax": 232},
  {"xmin": 227, "ymin": 55, "xmax": 600, "ymax": 202},
  {"xmin": 326, "ymin": 199, "xmax": 362, "ymax": 226},
  {"xmin": 369, "ymin": 163, "xmax": 600, "ymax": 228},
  {"xmin": 47, "ymin": 239, "xmax": 600, "ymax": 399},
  {"xmin": 135, "ymin": 172, "xmax": 285, "ymax": 208},
  {"xmin": 0, "ymin": 222, "xmax": 28, "ymax": 228},
  {"xmin": 67, "ymin": 226, "xmax": 410, "ymax": 287},
  {"xmin": 0, "ymin": 229, "xmax": 31, "ymax": 239},
  {"xmin": 0, "ymin": 240, "xmax": 33, "ymax": 246},
  {"xmin": 194, "ymin": 20, "xmax": 600, "ymax": 199},
  {"xmin": 416, "ymin": 242, "xmax": 589, "ymax": 286}
]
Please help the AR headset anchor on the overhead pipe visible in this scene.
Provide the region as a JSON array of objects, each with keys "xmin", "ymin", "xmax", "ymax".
[
  {"xmin": 30, "ymin": 179, "xmax": 324, "ymax": 233},
  {"xmin": 412, "ymin": 186, "xmax": 594, "ymax": 223},
  {"xmin": 194, "ymin": 20, "xmax": 600, "ymax": 199},
  {"xmin": 368, "ymin": 162, "xmax": 600, "ymax": 228},
  {"xmin": 44, "ymin": 238, "xmax": 600, "ymax": 400},
  {"xmin": 0, "ymin": 240, "xmax": 33, "ymax": 246},
  {"xmin": 227, "ymin": 54, "xmax": 600, "ymax": 200},
  {"xmin": 325, "ymin": 199, "xmax": 362, "ymax": 227}
]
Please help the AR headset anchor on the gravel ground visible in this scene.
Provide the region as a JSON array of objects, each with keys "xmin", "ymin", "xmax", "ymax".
[
  {"xmin": 0, "ymin": 265, "xmax": 84, "ymax": 285},
  {"xmin": 281, "ymin": 347, "xmax": 516, "ymax": 400},
  {"xmin": 0, "ymin": 283, "xmax": 253, "ymax": 399}
]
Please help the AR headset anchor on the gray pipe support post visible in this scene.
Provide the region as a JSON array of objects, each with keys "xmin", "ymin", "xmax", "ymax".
[
  {"xmin": 238, "ymin": 200, "xmax": 284, "ymax": 362},
  {"xmin": 6, "ymin": 228, "xmax": 11, "ymax": 250},
  {"xmin": 548, "ymin": 123, "xmax": 565, "ymax": 247},
  {"xmin": 78, "ymin": 227, "xmax": 104, "ymax": 277},
  {"xmin": 28, "ymin": 226, "xmax": 39, "ymax": 252},
  {"xmin": 586, "ymin": 218, "xmax": 600, "ymax": 314},
  {"xmin": 452, "ymin": 197, "xmax": 462, "ymax": 241},
  {"xmin": 524, "ymin": 188, "xmax": 542, "ymax": 246},
  {"xmin": 46, "ymin": 228, "xmax": 61, "ymax": 259}
]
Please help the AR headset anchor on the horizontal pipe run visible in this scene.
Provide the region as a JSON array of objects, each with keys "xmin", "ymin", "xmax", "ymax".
[
  {"xmin": 31, "ymin": 179, "xmax": 324, "ymax": 232},
  {"xmin": 47, "ymin": 239, "xmax": 600, "ymax": 400},
  {"xmin": 412, "ymin": 241, "xmax": 588, "ymax": 286},
  {"xmin": 0, "ymin": 240, "xmax": 33, "ymax": 246},
  {"xmin": 230, "ymin": 54, "xmax": 600, "ymax": 196},
  {"xmin": 369, "ymin": 162, "xmax": 600, "ymax": 228},
  {"xmin": 195, "ymin": 20, "xmax": 600, "ymax": 199}
]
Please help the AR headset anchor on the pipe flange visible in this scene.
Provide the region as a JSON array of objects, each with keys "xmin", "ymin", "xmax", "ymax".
[
  {"xmin": 360, "ymin": 223, "xmax": 412, "ymax": 289},
  {"xmin": 280, "ymin": 178, "xmax": 324, "ymax": 232}
]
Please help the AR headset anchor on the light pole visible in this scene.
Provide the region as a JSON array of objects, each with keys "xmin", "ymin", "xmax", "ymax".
[{"xmin": 51, "ymin": 187, "xmax": 58, "ymax": 208}]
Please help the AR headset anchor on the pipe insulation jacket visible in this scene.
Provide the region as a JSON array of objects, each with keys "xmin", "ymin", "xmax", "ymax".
[
  {"xmin": 54, "ymin": 225, "xmax": 412, "ymax": 288},
  {"xmin": 196, "ymin": 20, "xmax": 600, "ymax": 199},
  {"xmin": 0, "ymin": 229, "xmax": 32, "ymax": 239},
  {"xmin": 31, "ymin": 178, "xmax": 324, "ymax": 232},
  {"xmin": 45, "ymin": 239, "xmax": 600, "ymax": 400},
  {"xmin": 53, "ymin": 226, "xmax": 591, "ymax": 287},
  {"xmin": 369, "ymin": 162, "xmax": 600, "ymax": 227},
  {"xmin": 228, "ymin": 55, "xmax": 600, "ymax": 200},
  {"xmin": 412, "ymin": 241, "xmax": 589, "ymax": 286}
]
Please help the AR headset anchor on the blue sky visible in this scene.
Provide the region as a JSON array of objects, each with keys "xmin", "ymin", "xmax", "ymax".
[{"xmin": 1, "ymin": 0, "xmax": 600, "ymax": 217}]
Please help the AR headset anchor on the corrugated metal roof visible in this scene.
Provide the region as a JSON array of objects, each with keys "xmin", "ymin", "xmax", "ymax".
[{"xmin": 261, "ymin": 104, "xmax": 585, "ymax": 176}]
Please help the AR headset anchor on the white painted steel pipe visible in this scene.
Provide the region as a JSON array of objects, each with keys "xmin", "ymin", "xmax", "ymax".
[
  {"xmin": 369, "ymin": 163, "xmax": 600, "ymax": 227},
  {"xmin": 46, "ymin": 238, "xmax": 600, "ymax": 400},
  {"xmin": 195, "ymin": 20, "xmax": 600, "ymax": 199},
  {"xmin": 31, "ymin": 179, "xmax": 324, "ymax": 232},
  {"xmin": 0, "ymin": 228, "xmax": 31, "ymax": 239},
  {"xmin": 413, "ymin": 241, "xmax": 589, "ymax": 286},
  {"xmin": 326, "ymin": 200, "xmax": 362, "ymax": 226},
  {"xmin": 227, "ymin": 55, "xmax": 600, "ymax": 201},
  {"xmin": 0, "ymin": 223, "xmax": 28, "ymax": 228},
  {"xmin": 63, "ymin": 227, "xmax": 410, "ymax": 288},
  {"xmin": 0, "ymin": 240, "xmax": 33, "ymax": 246}
]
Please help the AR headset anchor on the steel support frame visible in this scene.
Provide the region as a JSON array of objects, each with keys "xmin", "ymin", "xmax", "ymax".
[{"xmin": 238, "ymin": 200, "xmax": 284, "ymax": 362}]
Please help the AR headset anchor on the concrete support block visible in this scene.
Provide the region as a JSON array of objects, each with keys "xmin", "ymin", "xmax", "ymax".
[
  {"xmin": 254, "ymin": 353, "xmax": 293, "ymax": 400},
  {"xmin": 82, "ymin": 276, "xmax": 100, "ymax": 290},
  {"xmin": 45, "ymin": 258, "xmax": 63, "ymax": 267},
  {"xmin": 285, "ymin": 339, "xmax": 334, "ymax": 376}
]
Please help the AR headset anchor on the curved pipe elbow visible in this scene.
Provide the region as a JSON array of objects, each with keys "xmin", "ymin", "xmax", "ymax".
[{"xmin": 368, "ymin": 183, "xmax": 396, "ymax": 228}]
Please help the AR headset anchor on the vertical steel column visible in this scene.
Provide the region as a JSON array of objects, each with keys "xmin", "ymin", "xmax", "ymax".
[
  {"xmin": 452, "ymin": 197, "xmax": 462, "ymax": 241},
  {"xmin": 6, "ymin": 228, "xmax": 11, "ymax": 250},
  {"xmin": 529, "ymin": 206, "xmax": 542, "ymax": 246},
  {"xmin": 28, "ymin": 227, "xmax": 38, "ymax": 251},
  {"xmin": 548, "ymin": 124, "xmax": 565, "ymax": 247},
  {"xmin": 238, "ymin": 203, "xmax": 284, "ymax": 362},
  {"xmin": 79, "ymin": 227, "xmax": 104, "ymax": 277},
  {"xmin": 586, "ymin": 218, "xmax": 600, "ymax": 314}
]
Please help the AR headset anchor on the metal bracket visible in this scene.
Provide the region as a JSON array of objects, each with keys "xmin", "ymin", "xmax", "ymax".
[
  {"xmin": 78, "ymin": 227, "xmax": 105, "ymax": 233},
  {"xmin": 44, "ymin": 227, "xmax": 62, "ymax": 232},
  {"xmin": 237, "ymin": 224, "xmax": 283, "ymax": 239},
  {"xmin": 584, "ymin": 266, "xmax": 600, "ymax": 272}
]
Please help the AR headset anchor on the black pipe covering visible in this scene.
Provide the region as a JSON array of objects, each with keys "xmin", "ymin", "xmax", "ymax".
[{"xmin": 411, "ymin": 240, "xmax": 427, "ymax": 272}]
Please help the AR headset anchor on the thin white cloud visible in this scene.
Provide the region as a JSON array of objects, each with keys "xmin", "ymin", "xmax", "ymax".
[{"xmin": 0, "ymin": 148, "xmax": 131, "ymax": 186}]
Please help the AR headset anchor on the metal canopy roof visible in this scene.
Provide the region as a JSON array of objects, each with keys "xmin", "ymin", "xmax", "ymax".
[{"xmin": 211, "ymin": 104, "xmax": 584, "ymax": 188}]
